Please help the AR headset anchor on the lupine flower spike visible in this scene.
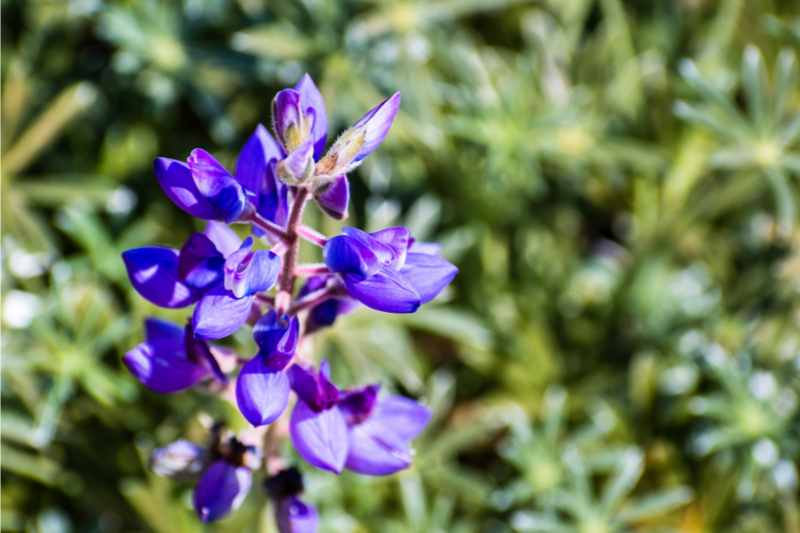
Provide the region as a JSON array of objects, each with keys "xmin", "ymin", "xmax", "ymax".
[{"xmin": 122, "ymin": 74, "xmax": 456, "ymax": 527}]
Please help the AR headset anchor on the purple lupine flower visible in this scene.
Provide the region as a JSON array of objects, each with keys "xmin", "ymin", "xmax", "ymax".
[
  {"xmin": 236, "ymin": 311, "xmax": 299, "ymax": 427},
  {"xmin": 297, "ymin": 276, "xmax": 358, "ymax": 334},
  {"xmin": 266, "ymin": 467, "xmax": 319, "ymax": 533},
  {"xmin": 288, "ymin": 362, "xmax": 430, "ymax": 475},
  {"xmin": 153, "ymin": 435, "xmax": 259, "ymax": 523},
  {"xmin": 123, "ymin": 222, "xmax": 281, "ymax": 340},
  {"xmin": 124, "ymin": 318, "xmax": 218, "ymax": 393},
  {"xmin": 323, "ymin": 227, "xmax": 458, "ymax": 313},
  {"xmin": 156, "ymin": 125, "xmax": 289, "ymax": 230}
]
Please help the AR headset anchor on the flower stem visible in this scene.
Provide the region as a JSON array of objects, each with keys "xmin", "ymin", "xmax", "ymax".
[
  {"xmin": 297, "ymin": 224, "xmax": 328, "ymax": 247},
  {"xmin": 288, "ymin": 283, "xmax": 343, "ymax": 315},
  {"xmin": 250, "ymin": 211, "xmax": 290, "ymax": 242},
  {"xmin": 276, "ymin": 188, "xmax": 310, "ymax": 313},
  {"xmin": 294, "ymin": 263, "xmax": 330, "ymax": 277}
]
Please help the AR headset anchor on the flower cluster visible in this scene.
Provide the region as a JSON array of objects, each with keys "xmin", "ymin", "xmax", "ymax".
[{"xmin": 121, "ymin": 75, "xmax": 457, "ymax": 527}]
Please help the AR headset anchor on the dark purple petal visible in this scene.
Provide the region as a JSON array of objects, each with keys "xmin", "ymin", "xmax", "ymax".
[
  {"xmin": 187, "ymin": 149, "xmax": 247, "ymax": 222},
  {"xmin": 297, "ymin": 275, "xmax": 327, "ymax": 298},
  {"xmin": 236, "ymin": 357, "xmax": 290, "ymax": 427},
  {"xmin": 144, "ymin": 317, "xmax": 184, "ymax": 343},
  {"xmin": 350, "ymin": 92, "xmax": 401, "ymax": 162},
  {"xmin": 344, "ymin": 395, "xmax": 430, "ymax": 476},
  {"xmin": 192, "ymin": 290, "xmax": 254, "ymax": 340},
  {"xmin": 151, "ymin": 439, "xmax": 205, "ymax": 479},
  {"xmin": 154, "ymin": 157, "xmax": 216, "ymax": 219},
  {"xmin": 338, "ymin": 384, "xmax": 380, "ymax": 425},
  {"xmin": 123, "ymin": 331, "xmax": 208, "ymax": 393},
  {"xmin": 288, "ymin": 364, "xmax": 339, "ymax": 411},
  {"xmin": 204, "ymin": 221, "xmax": 242, "ymax": 257},
  {"xmin": 122, "ymin": 247, "xmax": 199, "ymax": 308},
  {"xmin": 178, "ymin": 233, "xmax": 225, "ymax": 291},
  {"xmin": 342, "ymin": 267, "xmax": 420, "ymax": 313},
  {"xmin": 305, "ymin": 297, "xmax": 358, "ymax": 335},
  {"xmin": 235, "ymin": 124, "xmax": 283, "ymax": 198},
  {"xmin": 313, "ymin": 175, "xmax": 349, "ymax": 220},
  {"xmin": 399, "ymin": 252, "xmax": 458, "ymax": 304},
  {"xmin": 253, "ymin": 311, "xmax": 299, "ymax": 368},
  {"xmin": 193, "ymin": 461, "xmax": 252, "ymax": 523},
  {"xmin": 290, "ymin": 400, "xmax": 348, "ymax": 474},
  {"xmin": 223, "ymin": 238, "xmax": 281, "ymax": 298},
  {"xmin": 295, "ymin": 73, "xmax": 328, "ymax": 159},
  {"xmin": 276, "ymin": 496, "xmax": 318, "ymax": 533},
  {"xmin": 323, "ymin": 234, "xmax": 379, "ymax": 279}
]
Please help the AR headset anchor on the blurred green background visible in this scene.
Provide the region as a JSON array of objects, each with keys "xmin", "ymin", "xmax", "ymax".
[{"xmin": 2, "ymin": 0, "xmax": 800, "ymax": 531}]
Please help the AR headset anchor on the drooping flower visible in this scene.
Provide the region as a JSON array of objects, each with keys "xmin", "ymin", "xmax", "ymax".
[
  {"xmin": 122, "ymin": 222, "xmax": 281, "ymax": 340},
  {"xmin": 266, "ymin": 467, "xmax": 319, "ymax": 533},
  {"xmin": 323, "ymin": 227, "xmax": 458, "ymax": 313},
  {"xmin": 288, "ymin": 362, "xmax": 430, "ymax": 475},
  {"xmin": 123, "ymin": 318, "xmax": 223, "ymax": 393},
  {"xmin": 236, "ymin": 311, "xmax": 299, "ymax": 427},
  {"xmin": 155, "ymin": 125, "xmax": 289, "ymax": 230}
]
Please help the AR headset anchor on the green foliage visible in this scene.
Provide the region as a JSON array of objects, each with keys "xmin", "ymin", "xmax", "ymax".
[{"xmin": 2, "ymin": 0, "xmax": 799, "ymax": 532}]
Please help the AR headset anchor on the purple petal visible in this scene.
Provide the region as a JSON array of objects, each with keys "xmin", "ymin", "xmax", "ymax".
[
  {"xmin": 305, "ymin": 297, "xmax": 358, "ymax": 335},
  {"xmin": 151, "ymin": 439, "xmax": 205, "ymax": 479},
  {"xmin": 369, "ymin": 226, "xmax": 410, "ymax": 267},
  {"xmin": 223, "ymin": 238, "xmax": 281, "ymax": 298},
  {"xmin": 372, "ymin": 395, "xmax": 431, "ymax": 442},
  {"xmin": 253, "ymin": 311, "xmax": 300, "ymax": 368},
  {"xmin": 323, "ymin": 234, "xmax": 379, "ymax": 279},
  {"xmin": 351, "ymin": 92, "xmax": 401, "ymax": 162},
  {"xmin": 400, "ymin": 252, "xmax": 458, "ymax": 304},
  {"xmin": 276, "ymin": 496, "xmax": 318, "ymax": 533},
  {"xmin": 178, "ymin": 233, "xmax": 225, "ymax": 291},
  {"xmin": 154, "ymin": 157, "xmax": 216, "ymax": 219},
  {"xmin": 295, "ymin": 73, "xmax": 328, "ymax": 159},
  {"xmin": 204, "ymin": 221, "xmax": 242, "ymax": 257},
  {"xmin": 288, "ymin": 364, "xmax": 340, "ymax": 411},
  {"xmin": 235, "ymin": 124, "xmax": 284, "ymax": 198},
  {"xmin": 278, "ymin": 140, "xmax": 314, "ymax": 183},
  {"xmin": 144, "ymin": 317, "xmax": 184, "ymax": 343},
  {"xmin": 290, "ymin": 400, "xmax": 348, "ymax": 474},
  {"xmin": 187, "ymin": 149, "xmax": 247, "ymax": 222},
  {"xmin": 192, "ymin": 290, "xmax": 254, "ymax": 340},
  {"xmin": 123, "ymin": 334, "xmax": 208, "ymax": 393},
  {"xmin": 193, "ymin": 461, "xmax": 252, "ymax": 523},
  {"xmin": 122, "ymin": 247, "xmax": 199, "ymax": 308},
  {"xmin": 272, "ymin": 89, "xmax": 303, "ymax": 148},
  {"xmin": 344, "ymin": 396, "xmax": 430, "ymax": 476},
  {"xmin": 236, "ymin": 357, "xmax": 290, "ymax": 427},
  {"xmin": 343, "ymin": 267, "xmax": 420, "ymax": 313},
  {"xmin": 313, "ymin": 175, "xmax": 349, "ymax": 220}
]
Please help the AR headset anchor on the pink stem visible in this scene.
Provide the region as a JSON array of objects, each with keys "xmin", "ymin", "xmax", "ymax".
[
  {"xmin": 294, "ymin": 263, "xmax": 331, "ymax": 277},
  {"xmin": 297, "ymin": 224, "xmax": 328, "ymax": 247}
]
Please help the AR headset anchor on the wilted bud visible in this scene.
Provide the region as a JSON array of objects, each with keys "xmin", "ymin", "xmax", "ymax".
[{"xmin": 151, "ymin": 439, "xmax": 206, "ymax": 480}]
